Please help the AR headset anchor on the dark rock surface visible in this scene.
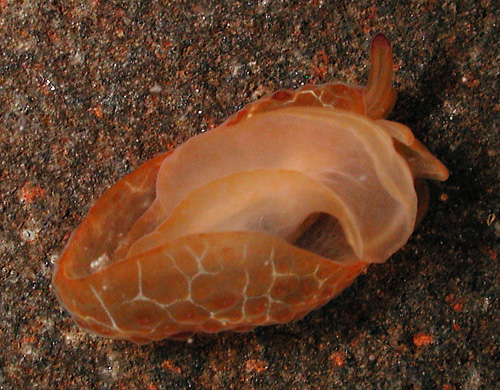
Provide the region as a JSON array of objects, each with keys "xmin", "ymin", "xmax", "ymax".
[{"xmin": 1, "ymin": 1, "xmax": 498, "ymax": 389}]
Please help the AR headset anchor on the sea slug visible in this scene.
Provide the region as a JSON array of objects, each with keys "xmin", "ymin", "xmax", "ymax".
[{"xmin": 53, "ymin": 34, "xmax": 449, "ymax": 344}]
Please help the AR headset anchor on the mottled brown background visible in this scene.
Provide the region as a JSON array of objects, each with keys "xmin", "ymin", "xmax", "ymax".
[{"xmin": 1, "ymin": 1, "xmax": 499, "ymax": 389}]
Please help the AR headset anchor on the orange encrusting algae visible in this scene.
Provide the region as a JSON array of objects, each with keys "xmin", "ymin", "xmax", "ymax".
[{"xmin": 53, "ymin": 34, "xmax": 449, "ymax": 344}]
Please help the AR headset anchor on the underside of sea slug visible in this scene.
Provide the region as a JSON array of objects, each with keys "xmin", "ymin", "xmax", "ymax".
[{"xmin": 53, "ymin": 34, "xmax": 449, "ymax": 344}]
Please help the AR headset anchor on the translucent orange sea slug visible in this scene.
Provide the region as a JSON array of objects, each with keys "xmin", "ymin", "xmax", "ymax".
[{"xmin": 53, "ymin": 34, "xmax": 449, "ymax": 344}]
